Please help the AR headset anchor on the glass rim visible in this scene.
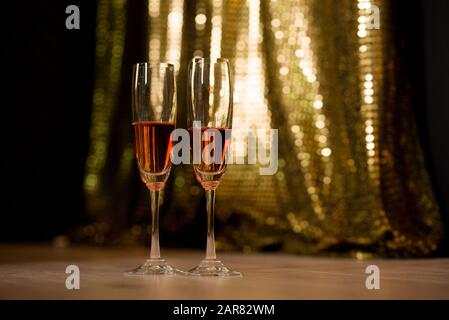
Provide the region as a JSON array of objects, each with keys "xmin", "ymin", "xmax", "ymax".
[
  {"xmin": 133, "ymin": 62, "xmax": 175, "ymax": 69},
  {"xmin": 190, "ymin": 57, "xmax": 230, "ymax": 64}
]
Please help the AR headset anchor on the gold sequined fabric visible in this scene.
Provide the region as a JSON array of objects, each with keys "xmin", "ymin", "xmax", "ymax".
[{"xmin": 83, "ymin": 0, "xmax": 444, "ymax": 256}]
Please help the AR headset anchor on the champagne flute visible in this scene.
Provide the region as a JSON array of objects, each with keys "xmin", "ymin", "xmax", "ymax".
[
  {"xmin": 125, "ymin": 62, "xmax": 178, "ymax": 275},
  {"xmin": 187, "ymin": 58, "xmax": 241, "ymax": 277}
]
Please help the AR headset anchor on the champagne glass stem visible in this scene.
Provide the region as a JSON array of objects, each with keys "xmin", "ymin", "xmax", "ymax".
[
  {"xmin": 150, "ymin": 190, "xmax": 161, "ymax": 259},
  {"xmin": 205, "ymin": 189, "xmax": 217, "ymax": 260}
]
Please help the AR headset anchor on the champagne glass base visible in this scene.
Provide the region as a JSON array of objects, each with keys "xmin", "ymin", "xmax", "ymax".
[
  {"xmin": 124, "ymin": 259, "xmax": 183, "ymax": 276},
  {"xmin": 188, "ymin": 259, "xmax": 242, "ymax": 277}
]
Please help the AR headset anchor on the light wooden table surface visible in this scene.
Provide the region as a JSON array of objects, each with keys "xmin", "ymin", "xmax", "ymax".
[{"xmin": 0, "ymin": 244, "xmax": 448, "ymax": 299}]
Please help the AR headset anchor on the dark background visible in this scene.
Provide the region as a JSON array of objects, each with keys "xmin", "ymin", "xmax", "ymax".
[
  {"xmin": 1, "ymin": 0, "xmax": 448, "ymax": 252},
  {"xmin": 2, "ymin": 1, "xmax": 96, "ymax": 240}
]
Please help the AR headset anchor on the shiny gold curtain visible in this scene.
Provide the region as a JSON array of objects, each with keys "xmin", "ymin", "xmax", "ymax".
[{"xmin": 82, "ymin": 0, "xmax": 444, "ymax": 256}]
